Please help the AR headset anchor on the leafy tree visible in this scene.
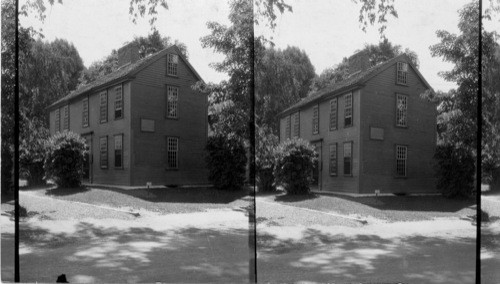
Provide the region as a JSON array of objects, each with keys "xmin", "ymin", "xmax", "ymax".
[
  {"xmin": 44, "ymin": 131, "xmax": 87, "ymax": 188},
  {"xmin": 256, "ymin": 125, "xmax": 279, "ymax": 192},
  {"xmin": 256, "ymin": 46, "xmax": 315, "ymax": 132},
  {"xmin": 79, "ymin": 30, "xmax": 188, "ymax": 86},
  {"xmin": 310, "ymin": 39, "xmax": 419, "ymax": 93},
  {"xmin": 19, "ymin": 115, "xmax": 49, "ymax": 186},
  {"xmin": 20, "ymin": 38, "xmax": 84, "ymax": 126}
]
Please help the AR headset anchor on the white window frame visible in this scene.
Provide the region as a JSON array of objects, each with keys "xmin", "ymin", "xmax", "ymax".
[
  {"xmin": 100, "ymin": 136, "xmax": 108, "ymax": 169},
  {"xmin": 63, "ymin": 104, "xmax": 69, "ymax": 130},
  {"xmin": 292, "ymin": 112, "xmax": 300, "ymax": 138},
  {"xmin": 312, "ymin": 105, "xmax": 319, "ymax": 135},
  {"xmin": 396, "ymin": 62, "xmax": 408, "ymax": 85},
  {"xmin": 166, "ymin": 86, "xmax": 179, "ymax": 119},
  {"xmin": 344, "ymin": 93, "xmax": 353, "ymax": 127},
  {"xmin": 114, "ymin": 134, "xmax": 123, "ymax": 169},
  {"xmin": 115, "ymin": 85, "xmax": 123, "ymax": 120},
  {"xmin": 396, "ymin": 145, "xmax": 407, "ymax": 177},
  {"xmin": 100, "ymin": 91, "xmax": 108, "ymax": 124},
  {"xmin": 343, "ymin": 141, "xmax": 353, "ymax": 176},
  {"xmin": 329, "ymin": 143, "xmax": 337, "ymax": 176},
  {"xmin": 396, "ymin": 94, "xmax": 408, "ymax": 127},
  {"xmin": 330, "ymin": 98, "xmax": 338, "ymax": 131},
  {"xmin": 82, "ymin": 97, "xmax": 89, "ymax": 128},
  {"xmin": 167, "ymin": 54, "xmax": 179, "ymax": 76},
  {"xmin": 167, "ymin": 137, "xmax": 179, "ymax": 169}
]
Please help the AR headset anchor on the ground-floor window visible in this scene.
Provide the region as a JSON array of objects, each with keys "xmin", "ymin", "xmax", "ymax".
[
  {"xmin": 100, "ymin": 136, "xmax": 108, "ymax": 169},
  {"xmin": 167, "ymin": 137, "xmax": 179, "ymax": 169},
  {"xmin": 329, "ymin": 143, "xmax": 337, "ymax": 176},
  {"xmin": 114, "ymin": 134, "xmax": 123, "ymax": 168},
  {"xmin": 343, "ymin": 142, "xmax": 352, "ymax": 176},
  {"xmin": 396, "ymin": 145, "xmax": 407, "ymax": 177}
]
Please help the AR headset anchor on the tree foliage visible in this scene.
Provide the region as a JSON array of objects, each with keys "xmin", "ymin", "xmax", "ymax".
[
  {"xmin": 44, "ymin": 131, "xmax": 87, "ymax": 188},
  {"xmin": 79, "ymin": 30, "xmax": 187, "ymax": 86},
  {"xmin": 352, "ymin": 0, "xmax": 398, "ymax": 36},
  {"xmin": 256, "ymin": 125, "xmax": 279, "ymax": 192},
  {"xmin": 256, "ymin": 46, "xmax": 315, "ymax": 132},
  {"xmin": 310, "ymin": 39, "xmax": 419, "ymax": 93},
  {"xmin": 274, "ymin": 138, "xmax": 317, "ymax": 195},
  {"xmin": 20, "ymin": 115, "xmax": 49, "ymax": 186}
]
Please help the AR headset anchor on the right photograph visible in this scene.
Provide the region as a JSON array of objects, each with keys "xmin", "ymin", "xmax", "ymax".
[
  {"xmin": 481, "ymin": 0, "xmax": 500, "ymax": 283},
  {"xmin": 255, "ymin": 0, "xmax": 481, "ymax": 282}
]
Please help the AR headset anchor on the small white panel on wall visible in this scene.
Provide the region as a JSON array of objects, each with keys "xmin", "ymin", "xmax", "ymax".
[
  {"xmin": 141, "ymin": 118, "xmax": 155, "ymax": 132},
  {"xmin": 370, "ymin": 127, "xmax": 384, "ymax": 140}
]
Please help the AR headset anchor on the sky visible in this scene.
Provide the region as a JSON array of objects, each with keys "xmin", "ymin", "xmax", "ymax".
[
  {"xmin": 21, "ymin": 0, "xmax": 231, "ymax": 83},
  {"xmin": 21, "ymin": 0, "xmax": 492, "ymax": 93},
  {"xmin": 257, "ymin": 0, "xmax": 473, "ymax": 92}
]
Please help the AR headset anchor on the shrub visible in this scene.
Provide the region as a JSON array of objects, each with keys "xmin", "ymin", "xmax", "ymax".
[
  {"xmin": 205, "ymin": 134, "xmax": 247, "ymax": 190},
  {"xmin": 274, "ymin": 138, "xmax": 317, "ymax": 195},
  {"xmin": 256, "ymin": 126, "xmax": 279, "ymax": 192},
  {"xmin": 44, "ymin": 131, "xmax": 87, "ymax": 188},
  {"xmin": 434, "ymin": 144, "xmax": 475, "ymax": 198},
  {"xmin": 20, "ymin": 118, "xmax": 49, "ymax": 186}
]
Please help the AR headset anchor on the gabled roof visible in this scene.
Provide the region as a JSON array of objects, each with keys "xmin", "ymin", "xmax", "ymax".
[
  {"xmin": 48, "ymin": 45, "xmax": 203, "ymax": 110},
  {"xmin": 280, "ymin": 53, "xmax": 433, "ymax": 117}
]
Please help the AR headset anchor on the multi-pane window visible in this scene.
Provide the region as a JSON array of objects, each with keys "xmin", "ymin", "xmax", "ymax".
[
  {"xmin": 114, "ymin": 134, "xmax": 123, "ymax": 168},
  {"xmin": 167, "ymin": 137, "xmax": 179, "ymax": 169},
  {"xmin": 396, "ymin": 145, "xmax": 407, "ymax": 177},
  {"xmin": 285, "ymin": 115, "xmax": 291, "ymax": 139},
  {"xmin": 99, "ymin": 136, "xmax": 108, "ymax": 169},
  {"xmin": 312, "ymin": 105, "xmax": 319, "ymax": 134},
  {"xmin": 100, "ymin": 91, "xmax": 108, "ymax": 123},
  {"xmin": 55, "ymin": 108, "xmax": 60, "ymax": 132},
  {"xmin": 344, "ymin": 93, "xmax": 353, "ymax": 127},
  {"xmin": 396, "ymin": 94, "xmax": 408, "ymax": 127},
  {"xmin": 63, "ymin": 105, "xmax": 69, "ymax": 130},
  {"xmin": 329, "ymin": 143, "xmax": 337, "ymax": 176},
  {"xmin": 343, "ymin": 142, "xmax": 352, "ymax": 176},
  {"xmin": 167, "ymin": 86, "xmax": 179, "ymax": 118},
  {"xmin": 82, "ymin": 97, "xmax": 89, "ymax": 128},
  {"xmin": 115, "ymin": 85, "xmax": 123, "ymax": 119},
  {"xmin": 167, "ymin": 54, "xmax": 179, "ymax": 76},
  {"xmin": 330, "ymin": 98, "xmax": 337, "ymax": 131},
  {"xmin": 396, "ymin": 62, "xmax": 408, "ymax": 85},
  {"xmin": 292, "ymin": 112, "xmax": 300, "ymax": 138}
]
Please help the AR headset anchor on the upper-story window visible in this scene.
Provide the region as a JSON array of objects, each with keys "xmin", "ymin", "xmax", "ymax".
[
  {"xmin": 292, "ymin": 112, "xmax": 300, "ymax": 138},
  {"xmin": 285, "ymin": 115, "xmax": 291, "ymax": 139},
  {"xmin": 396, "ymin": 145, "xmax": 407, "ymax": 177},
  {"xmin": 396, "ymin": 62, "xmax": 408, "ymax": 85},
  {"xmin": 115, "ymin": 85, "xmax": 123, "ymax": 119},
  {"xmin": 396, "ymin": 94, "xmax": 408, "ymax": 127},
  {"xmin": 55, "ymin": 108, "xmax": 61, "ymax": 132},
  {"xmin": 82, "ymin": 97, "xmax": 89, "ymax": 128},
  {"xmin": 312, "ymin": 105, "xmax": 319, "ymax": 135},
  {"xmin": 100, "ymin": 91, "xmax": 108, "ymax": 124},
  {"xmin": 63, "ymin": 105, "xmax": 69, "ymax": 130},
  {"xmin": 166, "ymin": 86, "xmax": 179, "ymax": 118},
  {"xmin": 344, "ymin": 93, "xmax": 353, "ymax": 127},
  {"xmin": 329, "ymin": 98, "xmax": 337, "ymax": 131},
  {"xmin": 167, "ymin": 54, "xmax": 179, "ymax": 76}
]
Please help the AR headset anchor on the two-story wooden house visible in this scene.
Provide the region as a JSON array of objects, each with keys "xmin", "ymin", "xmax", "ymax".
[
  {"xmin": 47, "ymin": 43, "xmax": 209, "ymax": 186},
  {"xmin": 278, "ymin": 51, "xmax": 437, "ymax": 194}
]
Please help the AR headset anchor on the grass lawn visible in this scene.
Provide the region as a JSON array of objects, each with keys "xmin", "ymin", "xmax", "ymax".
[
  {"xmin": 20, "ymin": 184, "xmax": 252, "ymax": 214},
  {"xmin": 259, "ymin": 191, "xmax": 476, "ymax": 222}
]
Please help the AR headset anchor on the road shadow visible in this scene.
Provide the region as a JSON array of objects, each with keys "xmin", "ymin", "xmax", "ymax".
[
  {"xmin": 45, "ymin": 186, "xmax": 90, "ymax": 196},
  {"xmin": 94, "ymin": 186, "xmax": 251, "ymax": 204},
  {"xmin": 274, "ymin": 193, "xmax": 320, "ymax": 203},
  {"xmin": 257, "ymin": 228, "xmax": 475, "ymax": 283},
  {"xmin": 18, "ymin": 220, "xmax": 250, "ymax": 283},
  {"xmin": 324, "ymin": 194, "xmax": 475, "ymax": 213}
]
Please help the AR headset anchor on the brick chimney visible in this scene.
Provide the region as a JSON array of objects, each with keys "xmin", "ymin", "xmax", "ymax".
[
  {"xmin": 348, "ymin": 50, "xmax": 370, "ymax": 74},
  {"xmin": 117, "ymin": 42, "xmax": 140, "ymax": 68}
]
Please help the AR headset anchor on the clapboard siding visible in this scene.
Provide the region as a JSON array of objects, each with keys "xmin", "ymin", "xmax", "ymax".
[
  {"xmin": 130, "ymin": 51, "xmax": 208, "ymax": 186},
  {"xmin": 359, "ymin": 60, "xmax": 437, "ymax": 193}
]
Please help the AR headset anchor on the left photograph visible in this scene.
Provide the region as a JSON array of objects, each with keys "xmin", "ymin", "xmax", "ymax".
[{"xmin": 1, "ymin": 0, "xmax": 253, "ymax": 282}]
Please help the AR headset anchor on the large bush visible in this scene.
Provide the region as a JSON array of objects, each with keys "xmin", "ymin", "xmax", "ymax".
[
  {"xmin": 44, "ymin": 131, "xmax": 87, "ymax": 188},
  {"xmin": 274, "ymin": 138, "xmax": 317, "ymax": 195},
  {"xmin": 256, "ymin": 126, "xmax": 279, "ymax": 192},
  {"xmin": 434, "ymin": 144, "xmax": 475, "ymax": 198},
  {"xmin": 20, "ymin": 117, "xmax": 49, "ymax": 186},
  {"xmin": 206, "ymin": 134, "xmax": 247, "ymax": 190}
]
